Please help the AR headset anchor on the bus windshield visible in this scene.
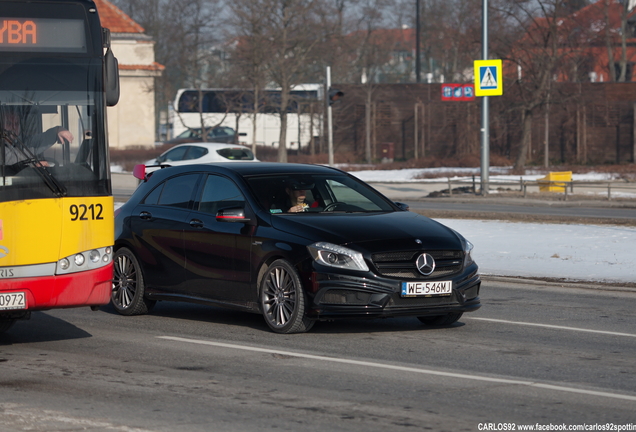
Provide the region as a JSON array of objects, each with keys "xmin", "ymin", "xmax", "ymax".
[{"xmin": 0, "ymin": 59, "xmax": 109, "ymax": 201}]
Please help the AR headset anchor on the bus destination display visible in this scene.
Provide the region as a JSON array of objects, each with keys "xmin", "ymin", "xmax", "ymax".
[{"xmin": 0, "ymin": 18, "xmax": 86, "ymax": 52}]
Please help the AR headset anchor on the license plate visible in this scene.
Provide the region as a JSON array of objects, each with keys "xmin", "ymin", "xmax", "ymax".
[
  {"xmin": 401, "ymin": 281, "xmax": 452, "ymax": 297},
  {"xmin": 0, "ymin": 292, "xmax": 27, "ymax": 310}
]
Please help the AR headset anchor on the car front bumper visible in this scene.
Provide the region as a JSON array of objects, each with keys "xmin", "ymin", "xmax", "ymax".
[{"xmin": 305, "ymin": 265, "xmax": 481, "ymax": 320}]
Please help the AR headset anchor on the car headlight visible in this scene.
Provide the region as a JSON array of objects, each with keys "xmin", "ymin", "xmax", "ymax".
[
  {"xmin": 307, "ymin": 242, "xmax": 369, "ymax": 272},
  {"xmin": 464, "ymin": 239, "xmax": 475, "ymax": 267}
]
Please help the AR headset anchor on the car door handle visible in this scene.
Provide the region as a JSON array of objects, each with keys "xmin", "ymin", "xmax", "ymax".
[
  {"xmin": 189, "ymin": 219, "xmax": 204, "ymax": 228},
  {"xmin": 139, "ymin": 211, "xmax": 152, "ymax": 220}
]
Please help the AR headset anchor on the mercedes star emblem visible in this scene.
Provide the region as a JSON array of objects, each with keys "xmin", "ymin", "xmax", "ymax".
[{"xmin": 416, "ymin": 253, "xmax": 436, "ymax": 276}]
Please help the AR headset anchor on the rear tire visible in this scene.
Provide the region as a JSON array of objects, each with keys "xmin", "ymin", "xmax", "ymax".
[
  {"xmin": 417, "ymin": 312, "xmax": 463, "ymax": 326},
  {"xmin": 260, "ymin": 259, "xmax": 314, "ymax": 334},
  {"xmin": 112, "ymin": 247, "xmax": 156, "ymax": 316}
]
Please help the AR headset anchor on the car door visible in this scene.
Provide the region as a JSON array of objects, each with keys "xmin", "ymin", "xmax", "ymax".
[
  {"xmin": 130, "ymin": 173, "xmax": 201, "ymax": 292},
  {"xmin": 183, "ymin": 174, "xmax": 253, "ymax": 302}
]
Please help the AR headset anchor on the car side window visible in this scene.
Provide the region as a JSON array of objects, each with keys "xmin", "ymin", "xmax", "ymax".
[
  {"xmin": 184, "ymin": 146, "xmax": 208, "ymax": 160},
  {"xmin": 156, "ymin": 174, "xmax": 199, "ymax": 208},
  {"xmin": 197, "ymin": 175, "xmax": 245, "ymax": 215},
  {"xmin": 160, "ymin": 146, "xmax": 189, "ymax": 162},
  {"xmin": 142, "ymin": 183, "xmax": 163, "ymax": 205}
]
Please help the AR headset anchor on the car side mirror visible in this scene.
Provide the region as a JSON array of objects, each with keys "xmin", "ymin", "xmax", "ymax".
[
  {"xmin": 394, "ymin": 202, "xmax": 410, "ymax": 211},
  {"xmin": 216, "ymin": 207, "xmax": 251, "ymax": 223}
]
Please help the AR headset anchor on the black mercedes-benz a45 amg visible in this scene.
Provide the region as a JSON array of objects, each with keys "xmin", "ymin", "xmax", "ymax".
[{"xmin": 112, "ymin": 163, "xmax": 480, "ymax": 333}]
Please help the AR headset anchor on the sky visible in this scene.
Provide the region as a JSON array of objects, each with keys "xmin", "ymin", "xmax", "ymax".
[{"xmin": 114, "ymin": 165, "xmax": 635, "ymax": 285}]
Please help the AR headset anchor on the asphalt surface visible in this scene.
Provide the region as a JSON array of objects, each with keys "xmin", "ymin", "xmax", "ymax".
[{"xmin": 1, "ymin": 280, "xmax": 635, "ymax": 431}]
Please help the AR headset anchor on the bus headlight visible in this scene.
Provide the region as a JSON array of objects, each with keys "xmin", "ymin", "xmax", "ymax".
[
  {"xmin": 89, "ymin": 249, "xmax": 100, "ymax": 263},
  {"xmin": 56, "ymin": 246, "xmax": 113, "ymax": 275},
  {"xmin": 74, "ymin": 254, "xmax": 85, "ymax": 266}
]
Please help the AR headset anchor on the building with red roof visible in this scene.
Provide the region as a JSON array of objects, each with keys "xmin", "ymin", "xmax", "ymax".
[{"xmin": 94, "ymin": 0, "xmax": 164, "ymax": 148}]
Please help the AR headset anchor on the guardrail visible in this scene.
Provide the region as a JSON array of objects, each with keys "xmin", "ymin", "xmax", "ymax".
[{"xmin": 442, "ymin": 176, "xmax": 635, "ymax": 201}]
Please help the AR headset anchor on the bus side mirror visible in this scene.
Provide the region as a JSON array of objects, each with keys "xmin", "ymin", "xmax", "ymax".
[
  {"xmin": 105, "ymin": 48, "xmax": 120, "ymax": 106},
  {"xmin": 103, "ymin": 28, "xmax": 120, "ymax": 107}
]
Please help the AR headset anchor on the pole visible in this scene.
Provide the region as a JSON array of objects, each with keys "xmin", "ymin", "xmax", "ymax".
[
  {"xmin": 326, "ymin": 66, "xmax": 334, "ymax": 166},
  {"xmin": 480, "ymin": 0, "xmax": 489, "ymax": 195},
  {"xmin": 415, "ymin": 0, "xmax": 421, "ymax": 83}
]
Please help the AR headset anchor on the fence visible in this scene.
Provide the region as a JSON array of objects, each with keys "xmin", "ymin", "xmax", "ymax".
[
  {"xmin": 333, "ymin": 82, "xmax": 636, "ymax": 165},
  {"xmin": 436, "ymin": 177, "xmax": 636, "ymax": 201}
]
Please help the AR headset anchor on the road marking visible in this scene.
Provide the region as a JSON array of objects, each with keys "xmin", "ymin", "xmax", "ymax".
[
  {"xmin": 466, "ymin": 317, "xmax": 636, "ymax": 338},
  {"xmin": 158, "ymin": 336, "xmax": 636, "ymax": 402}
]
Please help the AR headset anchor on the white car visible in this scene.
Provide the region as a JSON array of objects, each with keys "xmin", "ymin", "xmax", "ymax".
[{"xmin": 145, "ymin": 142, "xmax": 259, "ymax": 170}]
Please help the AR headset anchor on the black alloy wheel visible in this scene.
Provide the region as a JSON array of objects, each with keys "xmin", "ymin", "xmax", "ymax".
[
  {"xmin": 112, "ymin": 247, "xmax": 155, "ymax": 316},
  {"xmin": 260, "ymin": 259, "xmax": 314, "ymax": 334}
]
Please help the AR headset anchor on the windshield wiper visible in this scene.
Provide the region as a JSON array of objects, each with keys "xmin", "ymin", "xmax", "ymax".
[{"xmin": 6, "ymin": 134, "xmax": 67, "ymax": 197}]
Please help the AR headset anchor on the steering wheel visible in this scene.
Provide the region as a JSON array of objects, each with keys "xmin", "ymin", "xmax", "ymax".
[{"xmin": 323, "ymin": 202, "xmax": 344, "ymax": 212}]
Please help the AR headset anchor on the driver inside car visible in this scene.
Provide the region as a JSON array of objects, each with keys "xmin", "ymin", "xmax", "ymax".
[
  {"xmin": 285, "ymin": 178, "xmax": 321, "ymax": 213},
  {"xmin": 1, "ymin": 108, "xmax": 74, "ymax": 170}
]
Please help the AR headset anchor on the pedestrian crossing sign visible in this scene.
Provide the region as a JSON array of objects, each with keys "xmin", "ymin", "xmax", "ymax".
[{"xmin": 474, "ymin": 59, "xmax": 503, "ymax": 96}]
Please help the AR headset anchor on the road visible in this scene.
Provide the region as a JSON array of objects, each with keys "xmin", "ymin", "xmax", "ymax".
[
  {"xmin": 1, "ymin": 279, "xmax": 635, "ymax": 431},
  {"xmin": 366, "ymin": 182, "xmax": 636, "ymax": 223}
]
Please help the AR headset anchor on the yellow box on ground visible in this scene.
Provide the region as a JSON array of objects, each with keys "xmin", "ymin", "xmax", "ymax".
[{"xmin": 538, "ymin": 171, "xmax": 572, "ymax": 192}]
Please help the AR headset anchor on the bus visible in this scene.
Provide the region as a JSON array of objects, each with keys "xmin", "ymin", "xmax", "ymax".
[
  {"xmin": 170, "ymin": 84, "xmax": 323, "ymax": 150},
  {"xmin": 0, "ymin": 0, "xmax": 120, "ymax": 333}
]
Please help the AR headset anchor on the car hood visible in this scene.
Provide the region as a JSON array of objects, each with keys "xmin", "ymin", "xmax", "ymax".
[{"xmin": 269, "ymin": 211, "xmax": 464, "ymax": 253}]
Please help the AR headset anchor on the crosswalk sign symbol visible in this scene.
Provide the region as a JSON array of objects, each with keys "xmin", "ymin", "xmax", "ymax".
[
  {"xmin": 480, "ymin": 67, "xmax": 497, "ymax": 89},
  {"xmin": 474, "ymin": 59, "xmax": 503, "ymax": 96}
]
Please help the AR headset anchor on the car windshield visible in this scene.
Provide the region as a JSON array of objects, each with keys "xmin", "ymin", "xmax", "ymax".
[{"xmin": 246, "ymin": 174, "xmax": 395, "ymax": 214}]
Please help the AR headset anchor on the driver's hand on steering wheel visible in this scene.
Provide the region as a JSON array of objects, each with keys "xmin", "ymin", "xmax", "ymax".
[{"xmin": 56, "ymin": 128, "xmax": 74, "ymax": 144}]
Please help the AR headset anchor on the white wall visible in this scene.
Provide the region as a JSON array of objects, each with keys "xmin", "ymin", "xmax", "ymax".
[{"xmin": 107, "ymin": 38, "xmax": 161, "ymax": 149}]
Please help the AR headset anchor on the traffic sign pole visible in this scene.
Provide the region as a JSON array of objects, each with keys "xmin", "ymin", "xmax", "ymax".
[
  {"xmin": 480, "ymin": 0, "xmax": 489, "ymax": 196},
  {"xmin": 326, "ymin": 66, "xmax": 334, "ymax": 166}
]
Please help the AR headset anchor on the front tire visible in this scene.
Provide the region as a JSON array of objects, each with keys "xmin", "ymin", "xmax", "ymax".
[
  {"xmin": 260, "ymin": 259, "xmax": 314, "ymax": 334},
  {"xmin": 112, "ymin": 247, "xmax": 156, "ymax": 316},
  {"xmin": 417, "ymin": 312, "xmax": 463, "ymax": 326}
]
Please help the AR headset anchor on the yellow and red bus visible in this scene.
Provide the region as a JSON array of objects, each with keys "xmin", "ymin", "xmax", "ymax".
[{"xmin": 0, "ymin": 0, "xmax": 120, "ymax": 333}]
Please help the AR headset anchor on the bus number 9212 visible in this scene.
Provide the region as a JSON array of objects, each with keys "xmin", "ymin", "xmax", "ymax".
[{"xmin": 69, "ymin": 204, "xmax": 104, "ymax": 221}]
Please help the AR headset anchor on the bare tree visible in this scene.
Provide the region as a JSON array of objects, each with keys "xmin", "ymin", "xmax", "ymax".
[
  {"xmin": 228, "ymin": 1, "xmax": 273, "ymax": 154},
  {"xmin": 493, "ymin": 0, "xmax": 585, "ymax": 170},
  {"xmin": 113, "ymin": 0, "xmax": 224, "ymax": 140}
]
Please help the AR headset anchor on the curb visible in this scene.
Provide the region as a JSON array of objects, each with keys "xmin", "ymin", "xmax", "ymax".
[{"xmin": 481, "ymin": 275, "xmax": 636, "ymax": 293}]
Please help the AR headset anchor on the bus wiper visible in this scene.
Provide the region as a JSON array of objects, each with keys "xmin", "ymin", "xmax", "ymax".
[{"xmin": 7, "ymin": 134, "xmax": 67, "ymax": 197}]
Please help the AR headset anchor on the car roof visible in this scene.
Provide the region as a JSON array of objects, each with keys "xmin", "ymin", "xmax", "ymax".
[{"xmin": 144, "ymin": 162, "xmax": 346, "ymax": 183}]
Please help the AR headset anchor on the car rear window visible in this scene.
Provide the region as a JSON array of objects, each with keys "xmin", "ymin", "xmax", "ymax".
[{"xmin": 216, "ymin": 148, "xmax": 255, "ymax": 161}]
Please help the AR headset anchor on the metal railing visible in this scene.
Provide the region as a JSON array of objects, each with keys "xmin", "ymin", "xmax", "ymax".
[{"xmin": 441, "ymin": 176, "xmax": 635, "ymax": 201}]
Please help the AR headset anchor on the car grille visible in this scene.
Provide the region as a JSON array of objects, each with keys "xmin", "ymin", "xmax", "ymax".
[{"xmin": 371, "ymin": 250, "xmax": 463, "ymax": 280}]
